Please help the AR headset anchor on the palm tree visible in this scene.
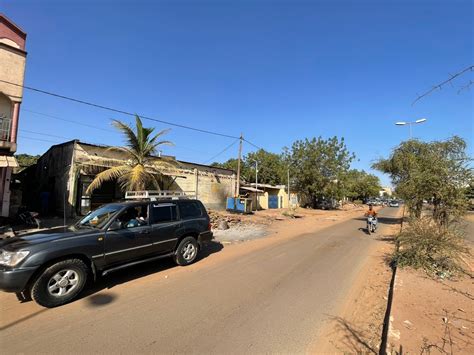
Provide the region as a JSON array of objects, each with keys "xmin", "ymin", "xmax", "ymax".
[{"xmin": 86, "ymin": 115, "xmax": 175, "ymax": 194}]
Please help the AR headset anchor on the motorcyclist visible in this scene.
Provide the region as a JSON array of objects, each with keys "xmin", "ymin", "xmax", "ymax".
[
  {"xmin": 365, "ymin": 204, "xmax": 377, "ymax": 218},
  {"xmin": 365, "ymin": 204, "xmax": 378, "ymax": 230}
]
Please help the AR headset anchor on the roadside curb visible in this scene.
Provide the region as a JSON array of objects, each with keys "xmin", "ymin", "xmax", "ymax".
[{"xmin": 379, "ymin": 206, "xmax": 405, "ymax": 355}]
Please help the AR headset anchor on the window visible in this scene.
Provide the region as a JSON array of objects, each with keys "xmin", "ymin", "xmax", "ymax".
[
  {"xmin": 179, "ymin": 201, "xmax": 202, "ymax": 219},
  {"xmin": 150, "ymin": 204, "xmax": 177, "ymax": 224},
  {"xmin": 117, "ymin": 204, "xmax": 148, "ymax": 229}
]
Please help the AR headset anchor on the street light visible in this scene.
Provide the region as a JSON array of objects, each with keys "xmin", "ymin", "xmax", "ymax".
[{"xmin": 395, "ymin": 118, "xmax": 427, "ymax": 138}]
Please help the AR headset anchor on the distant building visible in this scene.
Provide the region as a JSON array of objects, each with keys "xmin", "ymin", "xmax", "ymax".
[
  {"xmin": 242, "ymin": 183, "xmax": 295, "ymax": 210},
  {"xmin": 379, "ymin": 186, "xmax": 393, "ymax": 197},
  {"xmin": 0, "ymin": 14, "xmax": 27, "ymax": 216},
  {"xmin": 20, "ymin": 140, "xmax": 236, "ymax": 217}
]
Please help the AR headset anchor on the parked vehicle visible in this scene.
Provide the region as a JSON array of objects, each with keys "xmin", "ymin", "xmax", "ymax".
[
  {"xmin": 389, "ymin": 200, "xmax": 399, "ymax": 207},
  {"xmin": 366, "ymin": 216, "xmax": 377, "ymax": 234},
  {"xmin": 0, "ymin": 198, "xmax": 213, "ymax": 308}
]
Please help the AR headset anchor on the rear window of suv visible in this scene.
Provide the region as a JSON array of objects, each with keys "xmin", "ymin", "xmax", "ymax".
[
  {"xmin": 150, "ymin": 204, "xmax": 177, "ymax": 224},
  {"xmin": 179, "ymin": 201, "xmax": 203, "ymax": 219}
]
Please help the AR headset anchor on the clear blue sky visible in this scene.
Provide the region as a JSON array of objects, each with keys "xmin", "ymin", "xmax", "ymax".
[{"xmin": 3, "ymin": 0, "xmax": 473, "ymax": 186}]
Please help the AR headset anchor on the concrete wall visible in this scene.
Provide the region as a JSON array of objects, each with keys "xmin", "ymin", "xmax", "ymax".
[
  {"xmin": 29, "ymin": 143, "xmax": 75, "ymax": 216},
  {"xmin": 0, "ymin": 45, "xmax": 26, "ymax": 103},
  {"xmin": 164, "ymin": 163, "xmax": 235, "ymax": 210}
]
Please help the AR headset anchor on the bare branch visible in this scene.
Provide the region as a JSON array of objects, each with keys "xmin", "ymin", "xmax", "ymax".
[
  {"xmin": 412, "ymin": 65, "xmax": 474, "ymax": 106},
  {"xmin": 457, "ymin": 80, "xmax": 474, "ymax": 94}
]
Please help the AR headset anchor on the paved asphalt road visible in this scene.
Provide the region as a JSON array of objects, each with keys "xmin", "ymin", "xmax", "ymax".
[{"xmin": 1, "ymin": 207, "xmax": 401, "ymax": 354}]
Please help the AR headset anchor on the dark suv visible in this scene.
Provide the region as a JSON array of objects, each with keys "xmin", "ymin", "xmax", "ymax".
[{"xmin": 0, "ymin": 199, "xmax": 213, "ymax": 307}]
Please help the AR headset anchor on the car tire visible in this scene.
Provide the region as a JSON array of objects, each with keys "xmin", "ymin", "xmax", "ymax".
[
  {"xmin": 174, "ymin": 236, "xmax": 199, "ymax": 266},
  {"xmin": 31, "ymin": 259, "xmax": 88, "ymax": 308}
]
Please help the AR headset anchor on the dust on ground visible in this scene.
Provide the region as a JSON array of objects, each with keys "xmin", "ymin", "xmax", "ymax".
[
  {"xmin": 315, "ymin": 210, "xmax": 402, "ymax": 354},
  {"xmin": 388, "ymin": 257, "xmax": 474, "ymax": 354},
  {"xmin": 209, "ymin": 203, "xmax": 367, "ymax": 244}
]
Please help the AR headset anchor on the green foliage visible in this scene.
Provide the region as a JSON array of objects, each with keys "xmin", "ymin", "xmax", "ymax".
[
  {"xmin": 86, "ymin": 115, "xmax": 175, "ymax": 194},
  {"xmin": 373, "ymin": 136, "xmax": 472, "ymax": 224},
  {"xmin": 15, "ymin": 154, "xmax": 40, "ymax": 170},
  {"xmin": 393, "ymin": 217, "xmax": 469, "ymax": 277},
  {"xmin": 343, "ymin": 169, "xmax": 381, "ymax": 200},
  {"xmin": 212, "ymin": 149, "xmax": 286, "ymax": 185},
  {"xmin": 284, "ymin": 136, "xmax": 355, "ymax": 207},
  {"xmin": 244, "ymin": 149, "xmax": 286, "ymax": 185}
]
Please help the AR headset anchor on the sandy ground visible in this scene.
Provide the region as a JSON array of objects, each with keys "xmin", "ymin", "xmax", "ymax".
[
  {"xmin": 388, "ymin": 214, "xmax": 474, "ymax": 354},
  {"xmin": 211, "ymin": 204, "xmax": 369, "ymax": 243},
  {"xmin": 316, "ymin": 207, "xmax": 403, "ymax": 353}
]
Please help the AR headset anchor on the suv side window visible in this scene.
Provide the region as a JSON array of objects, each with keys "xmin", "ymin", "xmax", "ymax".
[
  {"xmin": 179, "ymin": 201, "xmax": 203, "ymax": 219},
  {"xmin": 117, "ymin": 204, "xmax": 148, "ymax": 229},
  {"xmin": 150, "ymin": 204, "xmax": 177, "ymax": 224}
]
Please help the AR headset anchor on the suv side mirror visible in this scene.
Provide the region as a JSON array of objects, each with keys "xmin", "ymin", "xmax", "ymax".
[{"xmin": 108, "ymin": 220, "xmax": 122, "ymax": 231}]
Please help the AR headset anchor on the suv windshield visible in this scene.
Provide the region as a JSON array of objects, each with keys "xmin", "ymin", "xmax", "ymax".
[{"xmin": 77, "ymin": 204, "xmax": 123, "ymax": 229}]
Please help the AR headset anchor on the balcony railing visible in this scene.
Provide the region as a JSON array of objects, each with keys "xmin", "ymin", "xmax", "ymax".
[{"xmin": 0, "ymin": 115, "xmax": 11, "ymax": 142}]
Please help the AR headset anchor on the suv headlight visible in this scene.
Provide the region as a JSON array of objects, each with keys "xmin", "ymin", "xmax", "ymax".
[{"xmin": 0, "ymin": 250, "xmax": 30, "ymax": 267}]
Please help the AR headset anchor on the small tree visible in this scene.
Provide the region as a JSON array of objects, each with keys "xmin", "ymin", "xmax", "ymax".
[
  {"xmin": 373, "ymin": 136, "xmax": 472, "ymax": 224},
  {"xmin": 86, "ymin": 115, "xmax": 175, "ymax": 194},
  {"xmin": 284, "ymin": 136, "xmax": 355, "ymax": 207}
]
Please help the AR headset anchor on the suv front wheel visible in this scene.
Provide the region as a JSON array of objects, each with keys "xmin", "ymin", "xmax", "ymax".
[
  {"xmin": 174, "ymin": 236, "xmax": 198, "ymax": 266},
  {"xmin": 31, "ymin": 259, "xmax": 89, "ymax": 308}
]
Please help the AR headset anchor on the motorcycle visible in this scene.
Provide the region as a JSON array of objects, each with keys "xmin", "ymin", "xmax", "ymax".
[{"xmin": 367, "ymin": 215, "xmax": 377, "ymax": 235}]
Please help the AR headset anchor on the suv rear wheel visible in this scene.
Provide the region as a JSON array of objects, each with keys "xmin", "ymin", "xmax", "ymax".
[
  {"xmin": 174, "ymin": 236, "xmax": 198, "ymax": 266},
  {"xmin": 31, "ymin": 259, "xmax": 88, "ymax": 308}
]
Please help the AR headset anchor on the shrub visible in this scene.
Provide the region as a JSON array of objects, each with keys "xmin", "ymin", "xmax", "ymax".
[{"xmin": 393, "ymin": 217, "xmax": 470, "ymax": 277}]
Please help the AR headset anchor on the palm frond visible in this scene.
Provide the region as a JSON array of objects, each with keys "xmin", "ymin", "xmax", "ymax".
[
  {"xmin": 112, "ymin": 120, "xmax": 140, "ymax": 152},
  {"xmin": 86, "ymin": 165, "xmax": 130, "ymax": 194}
]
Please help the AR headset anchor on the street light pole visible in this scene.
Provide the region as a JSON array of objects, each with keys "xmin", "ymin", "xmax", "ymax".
[{"xmin": 395, "ymin": 118, "xmax": 427, "ymax": 139}]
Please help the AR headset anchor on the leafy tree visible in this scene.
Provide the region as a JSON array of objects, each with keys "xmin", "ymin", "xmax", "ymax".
[
  {"xmin": 212, "ymin": 149, "xmax": 287, "ymax": 185},
  {"xmin": 373, "ymin": 136, "xmax": 472, "ymax": 224},
  {"xmin": 244, "ymin": 149, "xmax": 286, "ymax": 185},
  {"xmin": 86, "ymin": 115, "xmax": 175, "ymax": 193},
  {"xmin": 15, "ymin": 154, "xmax": 40, "ymax": 170},
  {"xmin": 284, "ymin": 136, "xmax": 355, "ymax": 207},
  {"xmin": 343, "ymin": 169, "xmax": 381, "ymax": 201}
]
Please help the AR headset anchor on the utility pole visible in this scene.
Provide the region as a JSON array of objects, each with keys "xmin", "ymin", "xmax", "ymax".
[
  {"xmin": 287, "ymin": 168, "xmax": 290, "ymax": 207},
  {"xmin": 235, "ymin": 133, "xmax": 243, "ymax": 197},
  {"xmin": 255, "ymin": 160, "xmax": 258, "ymax": 210}
]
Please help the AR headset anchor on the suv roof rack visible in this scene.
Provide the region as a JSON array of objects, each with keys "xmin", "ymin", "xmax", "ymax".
[{"xmin": 125, "ymin": 190, "xmax": 196, "ymax": 201}]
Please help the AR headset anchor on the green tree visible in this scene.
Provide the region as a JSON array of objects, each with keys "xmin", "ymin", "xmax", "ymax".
[
  {"xmin": 244, "ymin": 149, "xmax": 286, "ymax": 185},
  {"xmin": 285, "ymin": 136, "xmax": 355, "ymax": 207},
  {"xmin": 86, "ymin": 115, "xmax": 175, "ymax": 194},
  {"xmin": 343, "ymin": 169, "xmax": 381, "ymax": 201},
  {"xmin": 373, "ymin": 136, "xmax": 472, "ymax": 224},
  {"xmin": 15, "ymin": 154, "xmax": 40, "ymax": 170},
  {"xmin": 212, "ymin": 149, "xmax": 287, "ymax": 185}
]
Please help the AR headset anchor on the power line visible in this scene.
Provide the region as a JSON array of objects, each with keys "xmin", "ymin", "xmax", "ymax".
[
  {"xmin": 20, "ymin": 129, "xmax": 73, "ymax": 140},
  {"xmin": 23, "ymin": 109, "xmax": 115, "ymax": 133},
  {"xmin": 19, "ymin": 135, "xmax": 62, "ymax": 144},
  {"xmin": 1, "ymin": 79, "xmax": 240, "ymax": 139},
  {"xmin": 243, "ymin": 138, "xmax": 263, "ymax": 150},
  {"xmin": 203, "ymin": 138, "xmax": 240, "ymax": 164}
]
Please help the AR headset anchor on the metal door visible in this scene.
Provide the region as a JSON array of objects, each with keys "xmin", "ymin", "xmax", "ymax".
[{"xmin": 268, "ymin": 195, "xmax": 279, "ymax": 209}]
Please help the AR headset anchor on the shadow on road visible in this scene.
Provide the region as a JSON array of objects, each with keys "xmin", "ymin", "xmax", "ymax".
[
  {"xmin": 0, "ymin": 308, "xmax": 49, "ymax": 331},
  {"xmin": 324, "ymin": 315, "xmax": 378, "ymax": 354},
  {"xmin": 79, "ymin": 241, "xmax": 224, "ymax": 305}
]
